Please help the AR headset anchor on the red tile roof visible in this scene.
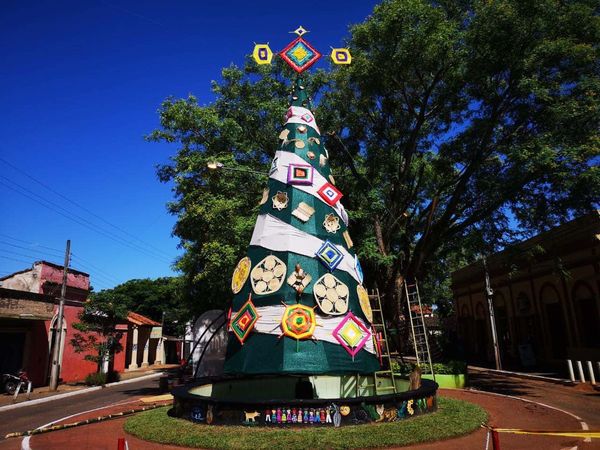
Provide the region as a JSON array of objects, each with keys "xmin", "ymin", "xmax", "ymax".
[{"xmin": 127, "ymin": 311, "xmax": 160, "ymax": 326}]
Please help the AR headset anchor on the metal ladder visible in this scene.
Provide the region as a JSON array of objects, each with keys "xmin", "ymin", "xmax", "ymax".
[
  {"xmin": 354, "ymin": 288, "xmax": 397, "ymax": 396},
  {"xmin": 404, "ymin": 281, "xmax": 435, "ymax": 379}
]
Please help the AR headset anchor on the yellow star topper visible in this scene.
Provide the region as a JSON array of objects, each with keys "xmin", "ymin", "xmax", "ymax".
[
  {"xmin": 252, "ymin": 43, "xmax": 273, "ymax": 65},
  {"xmin": 331, "ymin": 48, "xmax": 352, "ymax": 65}
]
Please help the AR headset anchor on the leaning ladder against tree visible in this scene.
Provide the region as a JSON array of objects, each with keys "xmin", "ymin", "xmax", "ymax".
[
  {"xmin": 350, "ymin": 289, "xmax": 398, "ymax": 396},
  {"xmin": 405, "ymin": 281, "xmax": 435, "ymax": 380}
]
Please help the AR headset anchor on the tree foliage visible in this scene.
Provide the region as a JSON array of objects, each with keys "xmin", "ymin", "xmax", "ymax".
[
  {"xmin": 99, "ymin": 277, "xmax": 187, "ymax": 335},
  {"xmin": 71, "ymin": 289, "xmax": 129, "ymax": 370},
  {"xmin": 71, "ymin": 276, "xmax": 186, "ymax": 371},
  {"xmin": 151, "ymin": 0, "xmax": 599, "ymax": 323}
]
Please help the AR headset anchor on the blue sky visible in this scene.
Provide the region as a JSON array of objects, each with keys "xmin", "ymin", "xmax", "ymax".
[{"xmin": 0, "ymin": 0, "xmax": 377, "ymax": 290}]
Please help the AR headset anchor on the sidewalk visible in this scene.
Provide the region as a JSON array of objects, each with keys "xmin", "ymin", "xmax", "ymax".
[
  {"xmin": 1, "ymin": 388, "xmax": 595, "ymax": 450},
  {"xmin": 0, "ymin": 364, "xmax": 178, "ymax": 408}
]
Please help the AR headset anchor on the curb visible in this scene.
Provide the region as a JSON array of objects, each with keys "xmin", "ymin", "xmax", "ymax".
[
  {"xmin": 468, "ymin": 365, "xmax": 576, "ymax": 386},
  {"xmin": 0, "ymin": 372, "xmax": 164, "ymax": 413}
]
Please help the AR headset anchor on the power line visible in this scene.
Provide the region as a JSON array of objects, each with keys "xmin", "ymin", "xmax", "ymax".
[
  {"xmin": 0, "ymin": 233, "xmax": 64, "ymax": 254},
  {"xmin": 0, "ymin": 240, "xmax": 64, "ymax": 259},
  {"xmin": 70, "ymin": 253, "xmax": 121, "ymax": 285},
  {"xmin": 0, "ymin": 255, "xmax": 34, "ymax": 265},
  {"xmin": 0, "ymin": 156, "xmax": 173, "ymax": 259},
  {"xmin": 0, "ymin": 247, "xmax": 63, "ymax": 265},
  {"xmin": 0, "ymin": 235, "xmax": 122, "ymax": 288},
  {"xmin": 0, "ymin": 176, "xmax": 172, "ymax": 264}
]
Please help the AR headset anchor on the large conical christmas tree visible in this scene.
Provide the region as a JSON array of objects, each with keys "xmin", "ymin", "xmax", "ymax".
[{"xmin": 224, "ymin": 34, "xmax": 379, "ymax": 375}]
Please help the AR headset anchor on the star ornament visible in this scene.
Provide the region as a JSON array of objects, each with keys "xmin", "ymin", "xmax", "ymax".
[
  {"xmin": 280, "ymin": 303, "xmax": 317, "ymax": 340},
  {"xmin": 292, "ymin": 26, "xmax": 309, "ymax": 36},
  {"xmin": 253, "ymin": 44, "xmax": 273, "ymax": 65}
]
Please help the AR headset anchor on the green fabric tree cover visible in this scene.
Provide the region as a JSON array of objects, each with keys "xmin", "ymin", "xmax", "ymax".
[{"xmin": 224, "ymin": 72, "xmax": 380, "ymax": 375}]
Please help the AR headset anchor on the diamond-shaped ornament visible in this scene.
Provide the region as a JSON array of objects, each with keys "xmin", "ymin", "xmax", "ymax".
[
  {"xmin": 315, "ymin": 240, "xmax": 344, "ymax": 271},
  {"xmin": 230, "ymin": 295, "xmax": 259, "ymax": 345},
  {"xmin": 332, "ymin": 312, "xmax": 371, "ymax": 358},
  {"xmin": 279, "ymin": 37, "xmax": 321, "ymax": 73}
]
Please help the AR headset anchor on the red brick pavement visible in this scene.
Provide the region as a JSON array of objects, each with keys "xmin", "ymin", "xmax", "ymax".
[{"xmin": 1, "ymin": 389, "xmax": 597, "ymax": 449}]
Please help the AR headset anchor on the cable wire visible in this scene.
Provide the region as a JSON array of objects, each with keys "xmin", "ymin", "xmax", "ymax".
[
  {"xmin": 0, "ymin": 156, "xmax": 173, "ymax": 259},
  {"xmin": 0, "ymin": 177, "xmax": 172, "ymax": 264}
]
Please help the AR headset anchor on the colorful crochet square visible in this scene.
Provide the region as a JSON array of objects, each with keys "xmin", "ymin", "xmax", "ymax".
[
  {"xmin": 230, "ymin": 296, "xmax": 259, "ymax": 345},
  {"xmin": 332, "ymin": 312, "xmax": 371, "ymax": 357},
  {"xmin": 287, "ymin": 164, "xmax": 314, "ymax": 185},
  {"xmin": 281, "ymin": 304, "xmax": 316, "ymax": 340},
  {"xmin": 315, "ymin": 240, "xmax": 344, "ymax": 271},
  {"xmin": 279, "ymin": 37, "xmax": 321, "ymax": 73},
  {"xmin": 317, "ymin": 183, "xmax": 343, "ymax": 206}
]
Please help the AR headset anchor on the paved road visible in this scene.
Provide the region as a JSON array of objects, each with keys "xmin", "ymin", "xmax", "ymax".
[
  {"xmin": 0, "ymin": 375, "xmax": 162, "ymax": 441},
  {"xmin": 468, "ymin": 369, "xmax": 600, "ymax": 427}
]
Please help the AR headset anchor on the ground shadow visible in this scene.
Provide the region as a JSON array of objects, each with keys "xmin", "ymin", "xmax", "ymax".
[{"xmin": 467, "ymin": 372, "xmax": 538, "ymax": 398}]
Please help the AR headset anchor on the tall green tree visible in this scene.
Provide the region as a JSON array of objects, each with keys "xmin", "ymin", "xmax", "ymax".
[
  {"xmin": 152, "ymin": 0, "xmax": 599, "ymax": 327},
  {"xmin": 322, "ymin": 0, "xmax": 599, "ymax": 317}
]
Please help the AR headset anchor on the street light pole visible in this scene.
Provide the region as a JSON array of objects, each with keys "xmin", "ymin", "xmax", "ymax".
[
  {"xmin": 49, "ymin": 239, "xmax": 70, "ymax": 391},
  {"xmin": 483, "ymin": 257, "xmax": 502, "ymax": 370}
]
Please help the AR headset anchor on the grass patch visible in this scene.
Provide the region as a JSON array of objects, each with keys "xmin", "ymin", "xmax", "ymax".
[{"xmin": 124, "ymin": 397, "xmax": 487, "ymax": 449}]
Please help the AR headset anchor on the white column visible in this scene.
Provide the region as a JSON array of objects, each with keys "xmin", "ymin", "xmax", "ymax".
[
  {"xmin": 155, "ymin": 338, "xmax": 163, "ymax": 365},
  {"xmin": 141, "ymin": 333, "xmax": 150, "ymax": 368},
  {"xmin": 128, "ymin": 326, "xmax": 139, "ymax": 370}
]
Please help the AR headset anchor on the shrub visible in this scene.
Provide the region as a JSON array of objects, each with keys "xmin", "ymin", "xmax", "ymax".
[
  {"xmin": 84, "ymin": 371, "xmax": 120, "ymax": 386},
  {"xmin": 391, "ymin": 360, "xmax": 466, "ymax": 375}
]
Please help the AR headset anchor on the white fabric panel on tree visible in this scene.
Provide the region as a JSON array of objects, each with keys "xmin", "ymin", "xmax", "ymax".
[
  {"xmin": 270, "ymin": 151, "xmax": 349, "ymax": 225},
  {"xmin": 284, "ymin": 106, "xmax": 321, "ymax": 134},
  {"xmin": 250, "ymin": 214, "xmax": 361, "ymax": 284},
  {"xmin": 232, "ymin": 304, "xmax": 376, "ymax": 355}
]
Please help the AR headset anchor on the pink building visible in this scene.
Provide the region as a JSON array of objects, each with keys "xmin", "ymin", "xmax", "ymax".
[{"xmin": 0, "ymin": 261, "xmax": 131, "ymax": 385}]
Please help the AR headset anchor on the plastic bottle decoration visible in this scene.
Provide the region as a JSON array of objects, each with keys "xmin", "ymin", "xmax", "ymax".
[
  {"xmin": 292, "ymin": 408, "xmax": 297, "ymax": 423},
  {"xmin": 303, "ymin": 409, "xmax": 309, "ymax": 423},
  {"xmin": 271, "ymin": 409, "xmax": 277, "ymax": 422},
  {"xmin": 320, "ymin": 409, "xmax": 326, "ymax": 423},
  {"xmin": 325, "ymin": 408, "xmax": 332, "ymax": 423},
  {"xmin": 265, "ymin": 409, "xmax": 271, "ymax": 422},
  {"xmin": 314, "ymin": 410, "xmax": 321, "ymax": 423},
  {"xmin": 282, "ymin": 409, "xmax": 287, "ymax": 423},
  {"xmin": 276, "ymin": 408, "xmax": 282, "ymax": 423},
  {"xmin": 297, "ymin": 408, "xmax": 303, "ymax": 423},
  {"xmin": 309, "ymin": 409, "xmax": 314, "ymax": 423}
]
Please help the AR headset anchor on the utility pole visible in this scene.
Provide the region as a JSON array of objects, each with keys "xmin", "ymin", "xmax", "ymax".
[
  {"xmin": 483, "ymin": 257, "xmax": 502, "ymax": 370},
  {"xmin": 49, "ymin": 240, "xmax": 70, "ymax": 391}
]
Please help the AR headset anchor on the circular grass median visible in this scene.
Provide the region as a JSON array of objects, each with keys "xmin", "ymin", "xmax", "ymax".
[{"xmin": 124, "ymin": 397, "xmax": 487, "ymax": 449}]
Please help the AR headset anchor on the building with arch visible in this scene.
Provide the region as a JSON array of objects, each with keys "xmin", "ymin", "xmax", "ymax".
[
  {"xmin": 0, "ymin": 261, "xmax": 167, "ymax": 386},
  {"xmin": 451, "ymin": 211, "xmax": 600, "ymax": 370}
]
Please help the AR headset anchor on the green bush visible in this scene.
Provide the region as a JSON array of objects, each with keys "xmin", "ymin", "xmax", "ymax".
[
  {"xmin": 84, "ymin": 371, "xmax": 120, "ymax": 386},
  {"xmin": 391, "ymin": 360, "xmax": 466, "ymax": 376}
]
